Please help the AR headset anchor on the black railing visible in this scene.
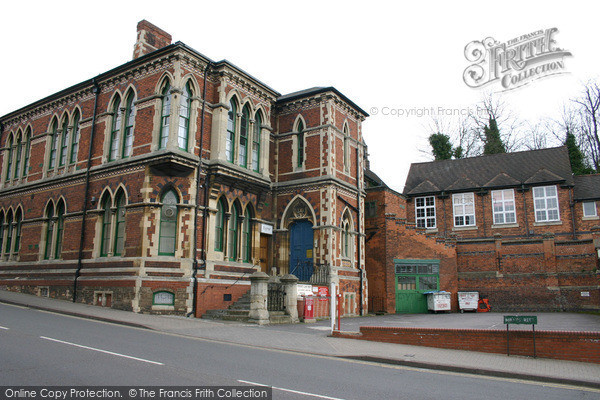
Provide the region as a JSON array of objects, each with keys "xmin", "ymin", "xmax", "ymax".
[
  {"xmin": 290, "ymin": 261, "xmax": 329, "ymax": 285},
  {"xmin": 267, "ymin": 282, "xmax": 285, "ymax": 311}
]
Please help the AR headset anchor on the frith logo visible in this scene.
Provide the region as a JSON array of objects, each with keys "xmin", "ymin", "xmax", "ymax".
[{"xmin": 463, "ymin": 28, "xmax": 572, "ymax": 91}]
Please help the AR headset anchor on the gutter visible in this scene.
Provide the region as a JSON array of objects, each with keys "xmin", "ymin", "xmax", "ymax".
[
  {"xmin": 188, "ymin": 61, "xmax": 211, "ymax": 317},
  {"xmin": 73, "ymin": 79, "xmax": 101, "ymax": 302}
]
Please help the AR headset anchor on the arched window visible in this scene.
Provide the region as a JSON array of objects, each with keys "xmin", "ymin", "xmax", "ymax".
[
  {"xmin": 159, "ymin": 190, "xmax": 178, "ymax": 256},
  {"xmin": 109, "ymin": 95, "xmax": 122, "ymax": 161},
  {"xmin": 226, "ymin": 99, "xmax": 237, "ymax": 163},
  {"xmin": 215, "ymin": 198, "xmax": 226, "ymax": 252},
  {"xmin": 159, "ymin": 81, "xmax": 171, "ymax": 149},
  {"xmin": 343, "ymin": 124, "xmax": 350, "ymax": 171},
  {"xmin": 14, "ymin": 209, "xmax": 22, "ymax": 255},
  {"xmin": 54, "ymin": 201, "xmax": 65, "ymax": 259},
  {"xmin": 228, "ymin": 202, "xmax": 240, "ymax": 261},
  {"xmin": 70, "ymin": 111, "xmax": 81, "ymax": 164},
  {"xmin": 44, "ymin": 203, "xmax": 55, "ymax": 260},
  {"xmin": 23, "ymin": 128, "xmax": 31, "ymax": 178},
  {"xmin": 113, "ymin": 191, "xmax": 126, "ymax": 256},
  {"xmin": 0, "ymin": 212, "xmax": 4, "ymax": 258},
  {"xmin": 5, "ymin": 135, "xmax": 13, "ymax": 182},
  {"xmin": 59, "ymin": 116, "xmax": 69, "ymax": 166},
  {"xmin": 252, "ymin": 112, "xmax": 261, "ymax": 172},
  {"xmin": 4, "ymin": 211, "xmax": 12, "ymax": 259},
  {"xmin": 242, "ymin": 206, "xmax": 253, "ymax": 262},
  {"xmin": 178, "ymin": 82, "xmax": 191, "ymax": 151},
  {"xmin": 122, "ymin": 92, "xmax": 135, "ymax": 158},
  {"xmin": 239, "ymin": 105, "xmax": 250, "ymax": 168},
  {"xmin": 100, "ymin": 195, "xmax": 112, "ymax": 257},
  {"xmin": 341, "ymin": 211, "xmax": 352, "ymax": 259},
  {"xmin": 14, "ymin": 134, "xmax": 22, "ymax": 180},
  {"xmin": 48, "ymin": 120, "xmax": 59, "ymax": 169},
  {"xmin": 297, "ymin": 119, "xmax": 304, "ymax": 168}
]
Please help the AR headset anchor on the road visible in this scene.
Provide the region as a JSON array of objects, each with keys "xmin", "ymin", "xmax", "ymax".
[{"xmin": 0, "ymin": 303, "xmax": 598, "ymax": 400}]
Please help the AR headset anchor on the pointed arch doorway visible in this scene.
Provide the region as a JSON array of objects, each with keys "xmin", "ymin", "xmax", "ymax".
[{"xmin": 289, "ymin": 219, "xmax": 313, "ymax": 281}]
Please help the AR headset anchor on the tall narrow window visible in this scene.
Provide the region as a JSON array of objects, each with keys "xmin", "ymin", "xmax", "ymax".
[
  {"xmin": 533, "ymin": 185, "xmax": 560, "ymax": 222},
  {"xmin": 178, "ymin": 82, "xmax": 191, "ymax": 151},
  {"xmin": 54, "ymin": 202, "xmax": 65, "ymax": 259},
  {"xmin": 226, "ymin": 100, "xmax": 237, "ymax": 163},
  {"xmin": 14, "ymin": 209, "xmax": 22, "ymax": 255},
  {"xmin": 252, "ymin": 113, "xmax": 261, "ymax": 172},
  {"xmin": 159, "ymin": 82, "xmax": 171, "ymax": 149},
  {"xmin": 48, "ymin": 120, "xmax": 58, "ymax": 169},
  {"xmin": 23, "ymin": 129, "xmax": 31, "ymax": 178},
  {"xmin": 0, "ymin": 212, "xmax": 4, "ymax": 258},
  {"xmin": 239, "ymin": 105, "xmax": 250, "ymax": 168},
  {"xmin": 215, "ymin": 198, "xmax": 225, "ymax": 252},
  {"xmin": 415, "ymin": 196, "xmax": 436, "ymax": 229},
  {"xmin": 5, "ymin": 136, "xmax": 13, "ymax": 182},
  {"xmin": 59, "ymin": 117, "xmax": 69, "ymax": 166},
  {"xmin": 14, "ymin": 134, "xmax": 22, "ymax": 180},
  {"xmin": 297, "ymin": 120, "xmax": 304, "ymax": 168},
  {"xmin": 343, "ymin": 124, "xmax": 349, "ymax": 172},
  {"xmin": 492, "ymin": 189, "xmax": 516, "ymax": 224},
  {"xmin": 122, "ymin": 92, "xmax": 135, "ymax": 158},
  {"xmin": 100, "ymin": 196, "xmax": 112, "ymax": 257},
  {"xmin": 70, "ymin": 111, "xmax": 81, "ymax": 164},
  {"xmin": 113, "ymin": 192, "xmax": 126, "ymax": 256},
  {"xmin": 452, "ymin": 193, "xmax": 476, "ymax": 227},
  {"xmin": 229, "ymin": 203, "xmax": 239, "ymax": 261},
  {"xmin": 44, "ymin": 203, "xmax": 55, "ymax": 260},
  {"xmin": 242, "ymin": 207, "xmax": 253, "ymax": 262},
  {"xmin": 4, "ymin": 211, "xmax": 13, "ymax": 259},
  {"xmin": 159, "ymin": 190, "xmax": 178, "ymax": 256},
  {"xmin": 109, "ymin": 96, "xmax": 122, "ymax": 161}
]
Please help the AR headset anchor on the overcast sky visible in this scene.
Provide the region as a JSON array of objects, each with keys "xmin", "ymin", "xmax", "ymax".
[{"xmin": 1, "ymin": 1, "xmax": 597, "ymax": 192}]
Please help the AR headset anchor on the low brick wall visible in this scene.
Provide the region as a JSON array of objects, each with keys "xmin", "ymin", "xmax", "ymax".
[{"xmin": 333, "ymin": 326, "xmax": 600, "ymax": 364}]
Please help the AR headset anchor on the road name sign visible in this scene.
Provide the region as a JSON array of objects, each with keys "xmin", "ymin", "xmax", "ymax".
[{"xmin": 504, "ymin": 315, "xmax": 537, "ymax": 325}]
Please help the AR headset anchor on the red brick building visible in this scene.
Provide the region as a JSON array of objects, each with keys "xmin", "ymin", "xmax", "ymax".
[
  {"xmin": 366, "ymin": 147, "xmax": 600, "ymax": 313},
  {"xmin": 0, "ymin": 21, "xmax": 368, "ymax": 317}
]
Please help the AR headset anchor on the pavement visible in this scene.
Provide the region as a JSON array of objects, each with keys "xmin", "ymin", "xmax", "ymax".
[{"xmin": 1, "ymin": 289, "xmax": 600, "ymax": 389}]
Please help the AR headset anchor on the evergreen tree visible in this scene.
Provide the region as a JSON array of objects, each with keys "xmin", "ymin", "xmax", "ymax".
[
  {"xmin": 428, "ymin": 133, "xmax": 453, "ymax": 160},
  {"xmin": 565, "ymin": 131, "xmax": 593, "ymax": 175},
  {"xmin": 483, "ymin": 118, "xmax": 506, "ymax": 154}
]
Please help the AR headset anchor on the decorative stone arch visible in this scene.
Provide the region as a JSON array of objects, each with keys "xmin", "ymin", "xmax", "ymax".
[
  {"xmin": 226, "ymin": 89, "xmax": 242, "ymax": 106},
  {"xmin": 107, "ymin": 90, "xmax": 123, "ymax": 113},
  {"xmin": 293, "ymin": 114, "xmax": 306, "ymax": 132},
  {"xmin": 98, "ymin": 187, "xmax": 114, "ymax": 209},
  {"xmin": 180, "ymin": 74, "xmax": 200, "ymax": 96},
  {"xmin": 156, "ymin": 72, "xmax": 175, "ymax": 95},
  {"xmin": 114, "ymin": 184, "xmax": 129, "ymax": 205},
  {"xmin": 280, "ymin": 195, "xmax": 316, "ymax": 230}
]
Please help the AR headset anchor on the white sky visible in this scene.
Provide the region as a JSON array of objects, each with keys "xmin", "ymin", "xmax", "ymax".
[{"xmin": 1, "ymin": 1, "xmax": 598, "ymax": 192}]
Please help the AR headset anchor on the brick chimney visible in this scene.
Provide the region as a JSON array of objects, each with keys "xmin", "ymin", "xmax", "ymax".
[{"xmin": 133, "ymin": 20, "xmax": 172, "ymax": 59}]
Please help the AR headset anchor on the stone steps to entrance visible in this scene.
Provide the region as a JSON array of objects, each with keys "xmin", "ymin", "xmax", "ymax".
[{"xmin": 202, "ymin": 289, "xmax": 293, "ymax": 324}]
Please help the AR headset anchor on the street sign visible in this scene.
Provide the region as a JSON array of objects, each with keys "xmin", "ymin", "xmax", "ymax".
[{"xmin": 504, "ymin": 315, "xmax": 537, "ymax": 325}]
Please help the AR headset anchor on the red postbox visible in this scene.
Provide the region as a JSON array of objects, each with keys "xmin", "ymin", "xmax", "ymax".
[{"xmin": 304, "ymin": 296, "xmax": 315, "ymax": 321}]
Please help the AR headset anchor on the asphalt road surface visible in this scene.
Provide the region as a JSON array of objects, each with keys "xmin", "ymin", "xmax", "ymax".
[{"xmin": 1, "ymin": 303, "xmax": 598, "ymax": 400}]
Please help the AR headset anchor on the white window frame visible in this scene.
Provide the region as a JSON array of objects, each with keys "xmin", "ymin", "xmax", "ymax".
[
  {"xmin": 452, "ymin": 193, "xmax": 476, "ymax": 227},
  {"xmin": 492, "ymin": 189, "xmax": 516, "ymax": 225},
  {"xmin": 583, "ymin": 201, "xmax": 597, "ymax": 218},
  {"xmin": 415, "ymin": 196, "xmax": 436, "ymax": 229},
  {"xmin": 533, "ymin": 185, "xmax": 560, "ymax": 222}
]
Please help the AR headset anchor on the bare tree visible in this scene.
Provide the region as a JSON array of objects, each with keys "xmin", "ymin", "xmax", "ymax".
[{"xmin": 573, "ymin": 80, "xmax": 600, "ymax": 170}]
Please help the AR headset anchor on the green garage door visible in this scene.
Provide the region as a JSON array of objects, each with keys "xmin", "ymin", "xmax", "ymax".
[{"xmin": 394, "ymin": 259, "xmax": 440, "ymax": 314}]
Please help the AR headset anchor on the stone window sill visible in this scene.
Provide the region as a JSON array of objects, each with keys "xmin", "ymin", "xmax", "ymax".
[
  {"xmin": 452, "ymin": 225, "xmax": 478, "ymax": 231},
  {"xmin": 491, "ymin": 223, "xmax": 519, "ymax": 229},
  {"xmin": 582, "ymin": 216, "xmax": 599, "ymax": 221},
  {"xmin": 533, "ymin": 220, "xmax": 562, "ymax": 226}
]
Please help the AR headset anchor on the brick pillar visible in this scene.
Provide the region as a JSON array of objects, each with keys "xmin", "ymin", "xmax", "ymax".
[
  {"xmin": 494, "ymin": 233, "xmax": 502, "ymax": 274},
  {"xmin": 592, "ymin": 226, "xmax": 600, "ymax": 270},
  {"xmin": 133, "ymin": 20, "xmax": 172, "ymax": 60},
  {"xmin": 543, "ymin": 232, "xmax": 557, "ymax": 273},
  {"xmin": 281, "ymin": 274, "xmax": 299, "ymax": 323},
  {"xmin": 248, "ymin": 271, "xmax": 269, "ymax": 325}
]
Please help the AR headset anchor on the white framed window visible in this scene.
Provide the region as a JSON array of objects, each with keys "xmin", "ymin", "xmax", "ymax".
[
  {"xmin": 492, "ymin": 189, "xmax": 516, "ymax": 224},
  {"xmin": 452, "ymin": 193, "xmax": 476, "ymax": 227},
  {"xmin": 583, "ymin": 201, "xmax": 597, "ymax": 218},
  {"xmin": 533, "ymin": 185, "xmax": 560, "ymax": 222},
  {"xmin": 416, "ymin": 196, "xmax": 436, "ymax": 229}
]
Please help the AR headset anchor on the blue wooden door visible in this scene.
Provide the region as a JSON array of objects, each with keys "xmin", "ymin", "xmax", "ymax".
[{"xmin": 289, "ymin": 220, "xmax": 313, "ymax": 281}]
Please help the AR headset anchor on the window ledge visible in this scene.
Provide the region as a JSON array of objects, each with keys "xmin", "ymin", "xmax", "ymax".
[
  {"xmin": 152, "ymin": 305, "xmax": 174, "ymax": 311},
  {"xmin": 582, "ymin": 216, "xmax": 599, "ymax": 221},
  {"xmin": 533, "ymin": 220, "xmax": 562, "ymax": 226},
  {"xmin": 491, "ymin": 223, "xmax": 519, "ymax": 229},
  {"xmin": 452, "ymin": 225, "xmax": 478, "ymax": 231}
]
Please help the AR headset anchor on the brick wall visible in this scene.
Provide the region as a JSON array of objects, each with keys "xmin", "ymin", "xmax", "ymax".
[{"xmin": 333, "ymin": 326, "xmax": 600, "ymax": 364}]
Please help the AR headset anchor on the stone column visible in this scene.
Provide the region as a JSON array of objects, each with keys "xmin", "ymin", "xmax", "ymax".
[
  {"xmin": 280, "ymin": 274, "xmax": 299, "ymax": 323},
  {"xmin": 248, "ymin": 271, "xmax": 269, "ymax": 325}
]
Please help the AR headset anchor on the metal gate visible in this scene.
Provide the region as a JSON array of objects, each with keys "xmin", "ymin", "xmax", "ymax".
[{"xmin": 267, "ymin": 282, "xmax": 285, "ymax": 311}]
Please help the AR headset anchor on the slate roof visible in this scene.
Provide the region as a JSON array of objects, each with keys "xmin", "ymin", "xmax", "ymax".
[
  {"xmin": 403, "ymin": 146, "xmax": 574, "ymax": 196},
  {"xmin": 573, "ymin": 174, "xmax": 600, "ymax": 200},
  {"xmin": 365, "ymin": 168, "xmax": 388, "ymax": 189}
]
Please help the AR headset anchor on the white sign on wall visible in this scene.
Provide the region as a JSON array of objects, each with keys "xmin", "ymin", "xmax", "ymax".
[{"xmin": 260, "ymin": 223, "xmax": 273, "ymax": 235}]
